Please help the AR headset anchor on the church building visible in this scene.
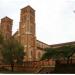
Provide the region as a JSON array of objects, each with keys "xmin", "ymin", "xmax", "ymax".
[
  {"xmin": 0, "ymin": 5, "xmax": 75, "ymax": 62},
  {"xmin": 0, "ymin": 5, "xmax": 50, "ymax": 61}
]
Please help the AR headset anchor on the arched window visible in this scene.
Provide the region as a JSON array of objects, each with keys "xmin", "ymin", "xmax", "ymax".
[{"xmin": 38, "ymin": 52, "xmax": 41, "ymax": 59}]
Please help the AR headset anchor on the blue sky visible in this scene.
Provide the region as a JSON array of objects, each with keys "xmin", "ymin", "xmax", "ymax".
[{"xmin": 0, "ymin": 0, "xmax": 75, "ymax": 45}]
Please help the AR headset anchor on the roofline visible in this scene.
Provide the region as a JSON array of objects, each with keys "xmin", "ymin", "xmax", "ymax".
[
  {"xmin": 36, "ymin": 40, "xmax": 50, "ymax": 46},
  {"xmin": 13, "ymin": 31, "xmax": 18, "ymax": 37},
  {"xmin": 21, "ymin": 5, "xmax": 35, "ymax": 11},
  {"xmin": 50, "ymin": 41, "xmax": 75, "ymax": 47},
  {"xmin": 1, "ymin": 16, "xmax": 13, "ymax": 21}
]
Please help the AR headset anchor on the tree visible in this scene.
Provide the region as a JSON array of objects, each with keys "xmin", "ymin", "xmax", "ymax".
[
  {"xmin": 41, "ymin": 45, "xmax": 75, "ymax": 64},
  {"xmin": 0, "ymin": 33, "xmax": 5, "ymax": 64},
  {"xmin": 0, "ymin": 33, "xmax": 4, "ymax": 45},
  {"xmin": 41, "ymin": 48, "xmax": 61, "ymax": 61},
  {"xmin": 60, "ymin": 45, "xmax": 75, "ymax": 64},
  {"xmin": 2, "ymin": 37, "xmax": 25, "ymax": 72}
]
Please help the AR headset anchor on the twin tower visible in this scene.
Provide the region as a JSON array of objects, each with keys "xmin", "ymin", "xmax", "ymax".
[{"xmin": 0, "ymin": 6, "xmax": 36, "ymax": 61}]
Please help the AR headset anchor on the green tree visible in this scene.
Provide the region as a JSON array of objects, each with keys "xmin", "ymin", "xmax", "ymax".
[
  {"xmin": 2, "ymin": 38, "xmax": 25, "ymax": 72},
  {"xmin": 41, "ymin": 45, "xmax": 75, "ymax": 64},
  {"xmin": 61, "ymin": 45, "xmax": 75, "ymax": 64},
  {"xmin": 0, "ymin": 33, "xmax": 4, "ymax": 45},
  {"xmin": 0, "ymin": 33, "xmax": 5, "ymax": 63},
  {"xmin": 41, "ymin": 48, "xmax": 61, "ymax": 61}
]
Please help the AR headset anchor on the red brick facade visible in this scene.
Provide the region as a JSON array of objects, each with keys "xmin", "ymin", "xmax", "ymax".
[
  {"xmin": 1, "ymin": 5, "xmax": 75, "ymax": 62},
  {"xmin": 0, "ymin": 16, "xmax": 13, "ymax": 40},
  {"xmin": 19, "ymin": 6, "xmax": 36, "ymax": 61},
  {"xmin": 0, "ymin": 6, "xmax": 52, "ymax": 62}
]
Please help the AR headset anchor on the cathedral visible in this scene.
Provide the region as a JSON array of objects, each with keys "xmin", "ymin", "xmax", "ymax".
[
  {"xmin": 0, "ymin": 5, "xmax": 50, "ymax": 61},
  {"xmin": 0, "ymin": 5, "xmax": 75, "ymax": 62}
]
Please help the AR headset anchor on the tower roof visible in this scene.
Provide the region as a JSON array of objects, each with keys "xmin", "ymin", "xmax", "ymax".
[
  {"xmin": 21, "ymin": 5, "xmax": 35, "ymax": 11},
  {"xmin": 1, "ymin": 16, "xmax": 13, "ymax": 21}
]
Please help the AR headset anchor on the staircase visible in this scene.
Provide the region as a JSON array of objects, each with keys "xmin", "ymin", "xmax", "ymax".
[{"xmin": 33, "ymin": 60, "xmax": 55, "ymax": 73}]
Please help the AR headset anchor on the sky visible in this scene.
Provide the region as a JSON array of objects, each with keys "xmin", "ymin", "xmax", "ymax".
[{"xmin": 0, "ymin": 0, "xmax": 75, "ymax": 45}]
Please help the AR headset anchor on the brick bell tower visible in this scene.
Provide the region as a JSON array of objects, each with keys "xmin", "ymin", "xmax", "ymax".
[
  {"xmin": 1, "ymin": 16, "xmax": 13, "ymax": 40},
  {"xmin": 19, "ymin": 6, "xmax": 36, "ymax": 61}
]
